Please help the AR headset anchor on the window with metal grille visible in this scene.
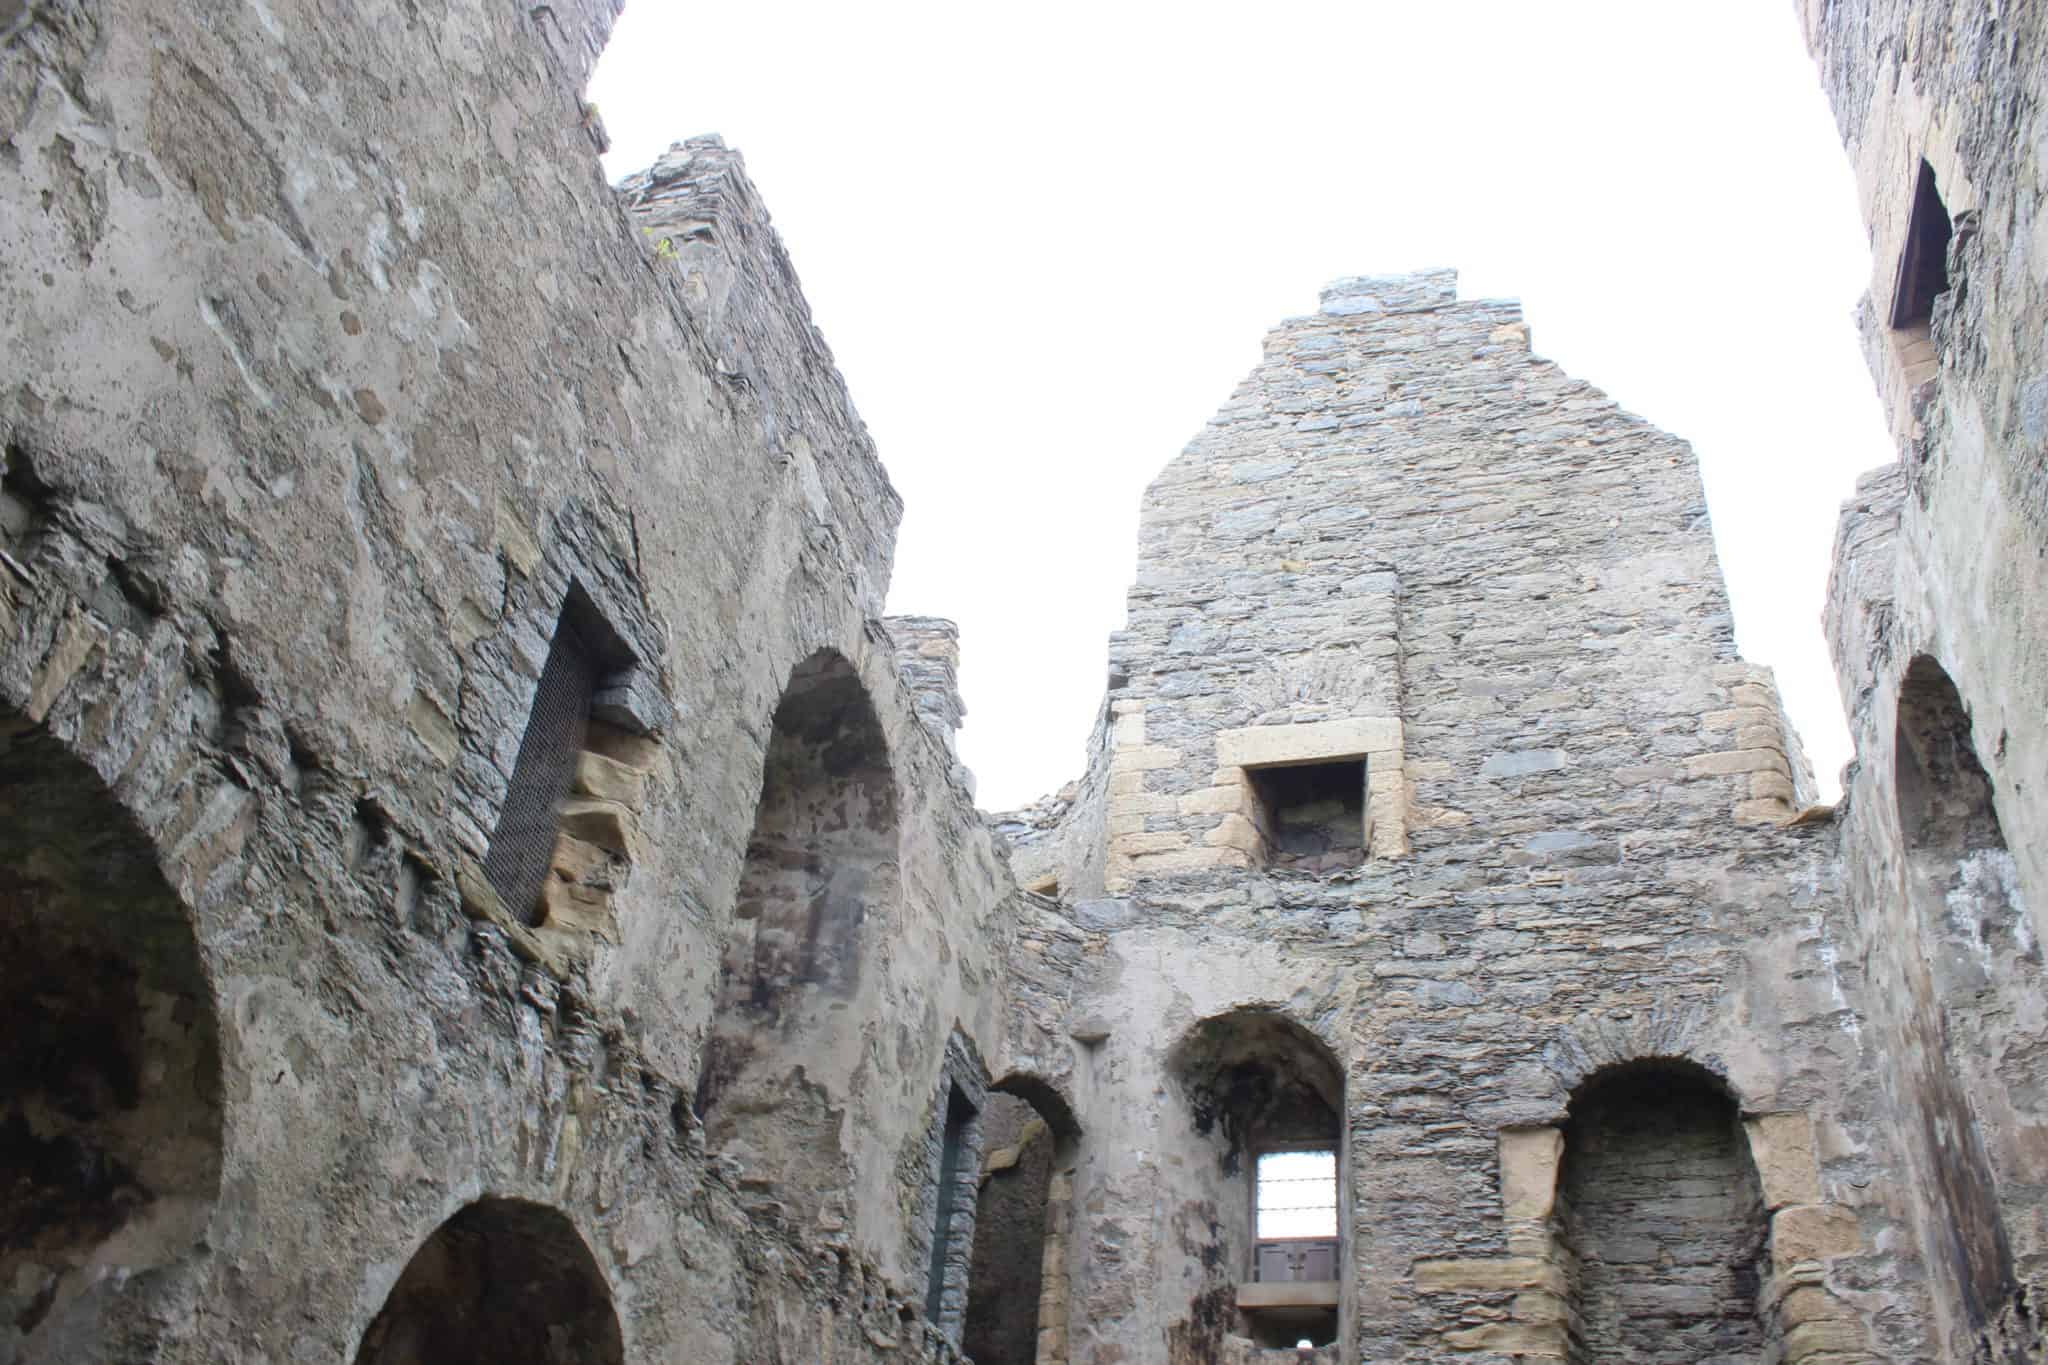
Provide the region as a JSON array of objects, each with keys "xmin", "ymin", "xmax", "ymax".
[
  {"xmin": 483, "ymin": 585, "xmax": 633, "ymax": 924},
  {"xmin": 1253, "ymin": 1149, "xmax": 1338, "ymax": 1283}
]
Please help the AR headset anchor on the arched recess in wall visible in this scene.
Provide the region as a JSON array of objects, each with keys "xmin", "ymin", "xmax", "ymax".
[
  {"xmin": 695, "ymin": 649, "xmax": 900, "ymax": 1212},
  {"xmin": 1557, "ymin": 1060, "xmax": 1765, "ymax": 1364},
  {"xmin": 353, "ymin": 1198, "xmax": 624, "ymax": 1365},
  {"xmin": 0, "ymin": 704, "xmax": 222, "ymax": 1350},
  {"xmin": 964, "ymin": 1074, "xmax": 1085, "ymax": 1365},
  {"xmin": 1893, "ymin": 653, "xmax": 2029, "ymax": 1336},
  {"xmin": 1166, "ymin": 1010, "xmax": 1347, "ymax": 1354}
]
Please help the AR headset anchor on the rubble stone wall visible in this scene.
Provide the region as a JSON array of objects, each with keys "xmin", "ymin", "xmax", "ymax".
[
  {"xmin": 1002, "ymin": 271, "xmax": 1898, "ymax": 1361},
  {"xmin": 0, "ymin": 2, "xmax": 1019, "ymax": 1360},
  {"xmin": 1808, "ymin": 0, "xmax": 2048, "ymax": 1357}
]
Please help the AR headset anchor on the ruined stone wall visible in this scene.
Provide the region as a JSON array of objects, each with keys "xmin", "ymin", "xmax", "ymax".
[
  {"xmin": 1004, "ymin": 273, "xmax": 1904, "ymax": 1362},
  {"xmin": 1806, "ymin": 0, "xmax": 2048, "ymax": 1357},
  {"xmin": 0, "ymin": 2, "xmax": 1023, "ymax": 1360}
]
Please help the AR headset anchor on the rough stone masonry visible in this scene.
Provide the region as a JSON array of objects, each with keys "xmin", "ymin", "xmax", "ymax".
[{"xmin": 0, "ymin": 0, "xmax": 2043, "ymax": 1363}]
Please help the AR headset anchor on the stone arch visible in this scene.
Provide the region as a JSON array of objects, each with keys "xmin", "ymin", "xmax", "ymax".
[
  {"xmin": 1557, "ymin": 1058, "xmax": 1766, "ymax": 1364},
  {"xmin": 965, "ymin": 1072, "xmax": 1085, "ymax": 1365},
  {"xmin": 1165, "ymin": 1008, "xmax": 1348, "ymax": 1354},
  {"xmin": 353, "ymin": 1197, "xmax": 623, "ymax": 1365},
  {"xmin": 695, "ymin": 649, "xmax": 900, "ymax": 1213},
  {"xmin": 0, "ymin": 703, "xmax": 223, "ymax": 1354},
  {"xmin": 1891, "ymin": 653, "xmax": 2033, "ymax": 1342}
]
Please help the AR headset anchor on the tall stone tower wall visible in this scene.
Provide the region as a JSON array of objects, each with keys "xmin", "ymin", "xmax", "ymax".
[{"xmin": 1805, "ymin": 0, "xmax": 2048, "ymax": 1357}]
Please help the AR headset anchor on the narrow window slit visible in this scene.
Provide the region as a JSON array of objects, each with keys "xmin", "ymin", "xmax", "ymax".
[{"xmin": 1890, "ymin": 159, "xmax": 1953, "ymax": 329}]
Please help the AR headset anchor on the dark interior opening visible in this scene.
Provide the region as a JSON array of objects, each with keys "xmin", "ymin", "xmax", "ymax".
[
  {"xmin": 353, "ymin": 1198, "xmax": 624, "ymax": 1365},
  {"xmin": 1243, "ymin": 1307, "xmax": 1339, "ymax": 1349},
  {"xmin": 1247, "ymin": 760, "xmax": 1365, "ymax": 871},
  {"xmin": 928, "ymin": 1086, "xmax": 978, "ymax": 1322},
  {"xmin": 1890, "ymin": 159, "xmax": 1953, "ymax": 329},
  {"xmin": 1, "ymin": 710, "xmax": 222, "ymax": 1348}
]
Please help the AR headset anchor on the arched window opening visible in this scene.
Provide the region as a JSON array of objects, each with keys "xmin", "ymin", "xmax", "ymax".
[
  {"xmin": 353, "ymin": 1198, "xmax": 623, "ymax": 1365},
  {"xmin": 964, "ymin": 1078, "xmax": 1083, "ymax": 1365},
  {"xmin": 0, "ymin": 708, "xmax": 222, "ymax": 1349},
  {"xmin": 1558, "ymin": 1062, "xmax": 1765, "ymax": 1364},
  {"xmin": 1168, "ymin": 1011, "xmax": 1346, "ymax": 1352},
  {"xmin": 1894, "ymin": 655, "xmax": 2027, "ymax": 1335},
  {"xmin": 695, "ymin": 651, "xmax": 899, "ymax": 1211}
]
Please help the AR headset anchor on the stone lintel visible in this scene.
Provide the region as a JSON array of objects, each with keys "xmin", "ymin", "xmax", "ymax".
[{"xmin": 1215, "ymin": 716, "xmax": 1401, "ymax": 769}]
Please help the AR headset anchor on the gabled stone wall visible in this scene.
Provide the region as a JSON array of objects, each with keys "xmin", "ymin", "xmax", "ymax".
[{"xmin": 994, "ymin": 271, "xmax": 1890, "ymax": 1362}]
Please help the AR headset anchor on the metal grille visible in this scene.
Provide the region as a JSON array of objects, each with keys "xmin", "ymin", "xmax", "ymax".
[
  {"xmin": 926, "ymin": 1087, "xmax": 976, "ymax": 1322},
  {"xmin": 484, "ymin": 619, "xmax": 599, "ymax": 924},
  {"xmin": 1255, "ymin": 1150, "xmax": 1338, "ymax": 1240}
]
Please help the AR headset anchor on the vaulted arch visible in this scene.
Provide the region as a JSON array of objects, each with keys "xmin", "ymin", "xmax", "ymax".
[
  {"xmin": 353, "ymin": 1198, "xmax": 623, "ymax": 1365},
  {"xmin": 0, "ymin": 705, "xmax": 222, "ymax": 1352},
  {"xmin": 696, "ymin": 650, "xmax": 900, "ymax": 1213},
  {"xmin": 1892, "ymin": 654, "xmax": 2033, "ymax": 1342},
  {"xmin": 1167, "ymin": 1009, "xmax": 1348, "ymax": 1353},
  {"xmin": 965, "ymin": 1073, "xmax": 1085, "ymax": 1365},
  {"xmin": 1557, "ymin": 1059, "xmax": 1765, "ymax": 1363}
]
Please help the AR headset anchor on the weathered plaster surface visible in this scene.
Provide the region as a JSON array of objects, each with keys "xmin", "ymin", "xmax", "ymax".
[{"xmin": 4, "ymin": 0, "xmax": 2047, "ymax": 1362}]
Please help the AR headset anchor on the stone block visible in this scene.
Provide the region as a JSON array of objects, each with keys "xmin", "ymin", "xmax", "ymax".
[
  {"xmin": 27, "ymin": 609, "xmax": 101, "ymax": 723},
  {"xmin": 1214, "ymin": 716, "xmax": 1400, "ymax": 768},
  {"xmin": 1498, "ymin": 1127, "xmax": 1564, "ymax": 1220},
  {"xmin": 574, "ymin": 749, "xmax": 648, "ymax": 809},
  {"xmin": 1204, "ymin": 812, "xmax": 1260, "ymax": 851},
  {"xmin": 1179, "ymin": 784, "xmax": 1247, "ymax": 816},
  {"xmin": 1686, "ymin": 748, "xmax": 1792, "ymax": 779},
  {"xmin": 1115, "ymin": 744, "xmax": 1182, "ymax": 771},
  {"xmin": 1442, "ymin": 1320, "xmax": 1569, "ymax": 1355},
  {"xmin": 559, "ymin": 797, "xmax": 643, "ymax": 860},
  {"xmin": 1735, "ymin": 723, "xmax": 1786, "ymax": 751},
  {"xmin": 1781, "ymin": 1318, "xmax": 1870, "ymax": 1361},
  {"xmin": 538, "ymin": 877, "xmax": 618, "ymax": 941},
  {"xmin": 1770, "ymin": 1204, "xmax": 1861, "ymax": 1269},
  {"xmin": 1778, "ymin": 1283, "xmax": 1854, "ymax": 1329},
  {"xmin": 1749, "ymin": 769, "xmax": 1796, "ymax": 802},
  {"xmin": 1104, "ymin": 809, "xmax": 1146, "ymax": 837},
  {"xmin": 585, "ymin": 723, "xmax": 664, "ymax": 772},
  {"xmin": 550, "ymin": 832, "xmax": 611, "ymax": 884},
  {"xmin": 1734, "ymin": 797, "xmax": 1793, "ymax": 824},
  {"xmin": 1124, "ymin": 847, "xmax": 1237, "ymax": 876},
  {"xmin": 1413, "ymin": 1256, "xmax": 1564, "ymax": 1295},
  {"xmin": 1112, "ymin": 709, "xmax": 1146, "ymax": 747},
  {"xmin": 406, "ymin": 689, "xmax": 460, "ymax": 766},
  {"xmin": 1480, "ymin": 748, "xmax": 1568, "ymax": 778},
  {"xmin": 1745, "ymin": 1112, "xmax": 1823, "ymax": 1209},
  {"xmin": 1112, "ymin": 831, "xmax": 1190, "ymax": 856},
  {"xmin": 1701, "ymin": 705, "xmax": 1776, "ymax": 732}
]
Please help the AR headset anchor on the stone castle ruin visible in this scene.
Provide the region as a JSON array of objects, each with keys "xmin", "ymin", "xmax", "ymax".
[{"xmin": 1, "ymin": 0, "xmax": 2043, "ymax": 1361}]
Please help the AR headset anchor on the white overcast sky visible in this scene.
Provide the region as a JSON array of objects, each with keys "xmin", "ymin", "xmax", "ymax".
[{"xmin": 592, "ymin": 1, "xmax": 1891, "ymax": 810}]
